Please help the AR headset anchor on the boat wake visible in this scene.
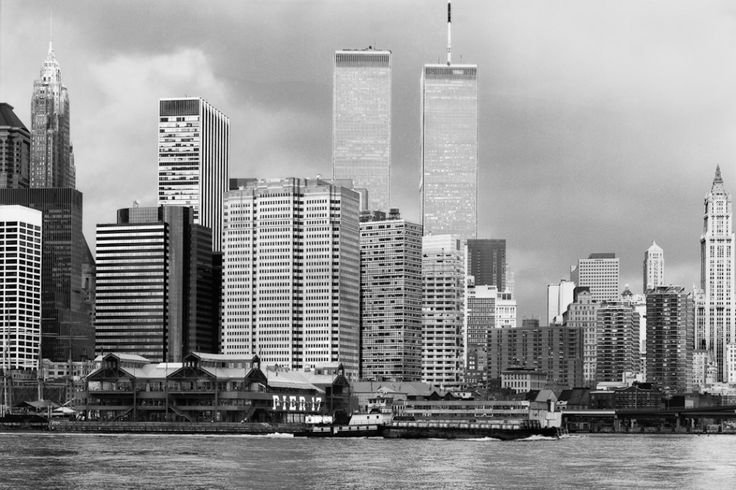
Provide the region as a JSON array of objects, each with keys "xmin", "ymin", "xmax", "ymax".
[{"xmin": 514, "ymin": 434, "xmax": 559, "ymax": 442}]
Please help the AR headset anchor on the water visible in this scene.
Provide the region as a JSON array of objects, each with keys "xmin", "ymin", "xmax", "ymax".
[{"xmin": 1, "ymin": 433, "xmax": 735, "ymax": 489}]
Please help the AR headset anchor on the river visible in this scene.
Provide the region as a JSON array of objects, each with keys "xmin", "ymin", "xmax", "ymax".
[{"xmin": 0, "ymin": 433, "xmax": 735, "ymax": 489}]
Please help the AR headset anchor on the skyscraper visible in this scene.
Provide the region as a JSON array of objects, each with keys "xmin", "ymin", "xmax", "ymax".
[
  {"xmin": 221, "ymin": 178, "xmax": 360, "ymax": 376},
  {"xmin": 646, "ymin": 286, "xmax": 693, "ymax": 392},
  {"xmin": 595, "ymin": 302, "xmax": 639, "ymax": 383},
  {"xmin": 564, "ymin": 289, "xmax": 600, "ymax": 386},
  {"xmin": 643, "ymin": 241, "xmax": 664, "ymax": 291},
  {"xmin": 30, "ymin": 43, "xmax": 75, "ymax": 188},
  {"xmin": 571, "ymin": 253, "xmax": 620, "ymax": 303},
  {"xmin": 333, "ymin": 48, "xmax": 391, "ymax": 212},
  {"xmin": 420, "ymin": 4, "xmax": 478, "ymax": 239},
  {"xmin": 466, "ymin": 239, "xmax": 505, "ymax": 289},
  {"xmin": 359, "ymin": 210, "xmax": 422, "ymax": 380},
  {"xmin": 0, "ymin": 206, "xmax": 42, "ymax": 370},
  {"xmin": 699, "ymin": 166, "xmax": 735, "ymax": 382},
  {"xmin": 158, "ymin": 97, "xmax": 229, "ymax": 251},
  {"xmin": 547, "ymin": 279, "xmax": 576, "ymax": 326},
  {"xmin": 0, "ymin": 103, "xmax": 30, "ymax": 189}
]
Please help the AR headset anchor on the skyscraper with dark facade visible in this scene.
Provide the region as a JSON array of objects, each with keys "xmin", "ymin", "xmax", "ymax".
[
  {"xmin": 646, "ymin": 286, "xmax": 693, "ymax": 392},
  {"xmin": 31, "ymin": 43, "xmax": 75, "ymax": 188},
  {"xmin": 0, "ymin": 103, "xmax": 30, "ymax": 189},
  {"xmin": 466, "ymin": 239, "xmax": 505, "ymax": 289}
]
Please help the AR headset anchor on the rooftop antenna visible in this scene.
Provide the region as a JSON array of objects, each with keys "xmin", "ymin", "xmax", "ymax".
[
  {"xmin": 49, "ymin": 7, "xmax": 53, "ymax": 52},
  {"xmin": 446, "ymin": 1, "xmax": 452, "ymax": 65}
]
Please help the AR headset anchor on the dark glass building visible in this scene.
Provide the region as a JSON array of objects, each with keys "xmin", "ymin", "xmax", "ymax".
[{"xmin": 467, "ymin": 239, "xmax": 506, "ymax": 289}]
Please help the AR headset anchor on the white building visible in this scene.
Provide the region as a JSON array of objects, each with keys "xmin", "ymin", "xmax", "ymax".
[
  {"xmin": 571, "ymin": 253, "xmax": 620, "ymax": 302},
  {"xmin": 501, "ymin": 368, "xmax": 548, "ymax": 394},
  {"xmin": 0, "ymin": 205, "xmax": 42, "ymax": 370},
  {"xmin": 158, "ymin": 97, "xmax": 229, "ymax": 251},
  {"xmin": 564, "ymin": 290, "xmax": 600, "ymax": 386},
  {"xmin": 643, "ymin": 241, "xmax": 664, "ymax": 292},
  {"xmin": 699, "ymin": 166, "xmax": 735, "ymax": 382},
  {"xmin": 221, "ymin": 178, "xmax": 360, "ymax": 377},
  {"xmin": 547, "ymin": 279, "xmax": 575, "ymax": 325}
]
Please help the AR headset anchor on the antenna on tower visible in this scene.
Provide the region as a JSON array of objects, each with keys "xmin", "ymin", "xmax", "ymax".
[
  {"xmin": 446, "ymin": 1, "xmax": 452, "ymax": 65},
  {"xmin": 49, "ymin": 7, "xmax": 53, "ymax": 52}
]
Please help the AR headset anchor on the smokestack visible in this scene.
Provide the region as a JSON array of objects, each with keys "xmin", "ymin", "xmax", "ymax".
[{"xmin": 447, "ymin": 1, "xmax": 452, "ymax": 65}]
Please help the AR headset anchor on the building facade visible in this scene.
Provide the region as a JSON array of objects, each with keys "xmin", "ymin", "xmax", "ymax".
[
  {"xmin": 359, "ymin": 210, "xmax": 422, "ymax": 380},
  {"xmin": 595, "ymin": 303, "xmax": 640, "ymax": 383},
  {"xmin": 0, "ymin": 103, "xmax": 30, "ymax": 189},
  {"xmin": 0, "ymin": 206, "xmax": 42, "ymax": 370},
  {"xmin": 158, "ymin": 97, "xmax": 229, "ymax": 251},
  {"xmin": 466, "ymin": 239, "xmax": 505, "ymax": 289},
  {"xmin": 547, "ymin": 279, "xmax": 575, "ymax": 326},
  {"xmin": 571, "ymin": 253, "xmax": 620, "ymax": 303},
  {"xmin": 643, "ymin": 241, "xmax": 664, "ymax": 292},
  {"xmin": 221, "ymin": 179, "xmax": 361, "ymax": 376},
  {"xmin": 464, "ymin": 284, "xmax": 496, "ymax": 385},
  {"xmin": 31, "ymin": 43, "xmax": 74, "ymax": 188},
  {"xmin": 564, "ymin": 289, "xmax": 600, "ymax": 386},
  {"xmin": 333, "ymin": 49, "xmax": 391, "ymax": 212}
]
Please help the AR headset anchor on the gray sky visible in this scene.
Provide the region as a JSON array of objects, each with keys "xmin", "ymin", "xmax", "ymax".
[{"xmin": 2, "ymin": 0, "xmax": 733, "ymax": 319}]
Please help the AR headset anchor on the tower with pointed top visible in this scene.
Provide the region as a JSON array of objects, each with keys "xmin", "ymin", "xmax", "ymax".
[
  {"xmin": 30, "ymin": 42, "xmax": 75, "ymax": 188},
  {"xmin": 699, "ymin": 165, "xmax": 735, "ymax": 382},
  {"xmin": 643, "ymin": 241, "xmax": 664, "ymax": 292}
]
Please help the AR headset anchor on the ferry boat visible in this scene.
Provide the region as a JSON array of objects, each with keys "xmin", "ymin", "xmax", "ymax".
[{"xmin": 381, "ymin": 418, "xmax": 558, "ymax": 440}]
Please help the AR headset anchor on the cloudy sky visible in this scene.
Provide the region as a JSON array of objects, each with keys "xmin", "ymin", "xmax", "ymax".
[{"xmin": 1, "ymin": 0, "xmax": 734, "ymax": 319}]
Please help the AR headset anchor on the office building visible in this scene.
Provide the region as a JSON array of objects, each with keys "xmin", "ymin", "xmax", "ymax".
[
  {"xmin": 30, "ymin": 43, "xmax": 74, "ymax": 188},
  {"xmin": 464, "ymin": 284, "xmax": 495, "ymax": 385},
  {"xmin": 333, "ymin": 49, "xmax": 392, "ymax": 212},
  {"xmin": 547, "ymin": 279, "xmax": 575, "ymax": 325},
  {"xmin": 595, "ymin": 302, "xmax": 640, "ymax": 383},
  {"xmin": 0, "ymin": 205, "xmax": 42, "ymax": 370},
  {"xmin": 466, "ymin": 239, "xmax": 505, "ymax": 289},
  {"xmin": 95, "ymin": 206, "xmax": 218, "ymax": 362},
  {"xmin": 698, "ymin": 166, "xmax": 735, "ymax": 382},
  {"xmin": 571, "ymin": 253, "xmax": 620, "ymax": 302},
  {"xmin": 645, "ymin": 286, "xmax": 693, "ymax": 392},
  {"xmin": 221, "ymin": 178, "xmax": 360, "ymax": 376},
  {"xmin": 158, "ymin": 97, "xmax": 229, "ymax": 251},
  {"xmin": 420, "ymin": 5, "xmax": 478, "ymax": 238},
  {"xmin": 643, "ymin": 241, "xmax": 664, "ymax": 292},
  {"xmin": 421, "ymin": 235, "xmax": 464, "ymax": 388},
  {"xmin": 0, "ymin": 103, "xmax": 30, "ymax": 189},
  {"xmin": 563, "ymin": 289, "xmax": 600, "ymax": 386},
  {"xmin": 359, "ymin": 210, "xmax": 422, "ymax": 380}
]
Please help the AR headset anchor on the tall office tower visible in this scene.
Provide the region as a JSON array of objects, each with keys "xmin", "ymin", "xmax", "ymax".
[
  {"xmin": 0, "ymin": 188, "xmax": 94, "ymax": 361},
  {"xmin": 547, "ymin": 279, "xmax": 575, "ymax": 325},
  {"xmin": 466, "ymin": 239, "xmax": 505, "ymax": 288},
  {"xmin": 464, "ymin": 284, "xmax": 495, "ymax": 385},
  {"xmin": 359, "ymin": 210, "xmax": 422, "ymax": 380},
  {"xmin": 622, "ymin": 287, "xmax": 647, "ymax": 356},
  {"xmin": 333, "ymin": 49, "xmax": 391, "ymax": 212},
  {"xmin": 221, "ymin": 179, "xmax": 360, "ymax": 376},
  {"xmin": 564, "ymin": 289, "xmax": 600, "ymax": 386},
  {"xmin": 571, "ymin": 253, "xmax": 620, "ymax": 303},
  {"xmin": 421, "ymin": 234, "xmax": 465, "ymax": 388},
  {"xmin": 0, "ymin": 206, "xmax": 42, "ymax": 370},
  {"xmin": 699, "ymin": 166, "xmax": 735, "ymax": 382},
  {"xmin": 0, "ymin": 104, "xmax": 30, "ymax": 189},
  {"xmin": 595, "ymin": 303, "xmax": 639, "ymax": 383},
  {"xmin": 420, "ymin": 4, "xmax": 478, "ymax": 239},
  {"xmin": 643, "ymin": 241, "xmax": 664, "ymax": 291},
  {"xmin": 95, "ymin": 206, "xmax": 218, "ymax": 362},
  {"xmin": 30, "ymin": 43, "xmax": 74, "ymax": 188},
  {"xmin": 158, "ymin": 97, "xmax": 229, "ymax": 251},
  {"xmin": 645, "ymin": 286, "xmax": 693, "ymax": 392}
]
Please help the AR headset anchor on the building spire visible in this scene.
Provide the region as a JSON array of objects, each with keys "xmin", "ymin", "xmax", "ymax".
[
  {"xmin": 49, "ymin": 7, "xmax": 53, "ymax": 54},
  {"xmin": 714, "ymin": 165, "xmax": 723, "ymax": 185},
  {"xmin": 446, "ymin": 1, "xmax": 452, "ymax": 65}
]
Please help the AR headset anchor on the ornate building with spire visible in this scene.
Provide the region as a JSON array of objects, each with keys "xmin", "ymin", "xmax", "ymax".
[
  {"xmin": 643, "ymin": 241, "xmax": 664, "ymax": 292},
  {"xmin": 30, "ymin": 42, "xmax": 75, "ymax": 188},
  {"xmin": 699, "ymin": 166, "xmax": 735, "ymax": 382}
]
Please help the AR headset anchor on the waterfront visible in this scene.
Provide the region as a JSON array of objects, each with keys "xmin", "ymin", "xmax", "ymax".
[{"xmin": 0, "ymin": 433, "xmax": 735, "ymax": 489}]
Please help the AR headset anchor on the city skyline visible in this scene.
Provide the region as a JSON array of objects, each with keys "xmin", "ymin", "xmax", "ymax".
[{"xmin": 2, "ymin": 0, "xmax": 733, "ymax": 319}]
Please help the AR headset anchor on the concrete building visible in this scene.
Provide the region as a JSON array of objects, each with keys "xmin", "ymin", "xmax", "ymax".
[
  {"xmin": 698, "ymin": 166, "xmax": 735, "ymax": 382},
  {"xmin": 158, "ymin": 97, "xmax": 229, "ymax": 251},
  {"xmin": 547, "ymin": 279, "xmax": 575, "ymax": 325},
  {"xmin": 595, "ymin": 302, "xmax": 640, "ymax": 383},
  {"xmin": 359, "ymin": 209, "xmax": 422, "ymax": 381},
  {"xmin": 30, "ymin": 43, "xmax": 75, "ymax": 188},
  {"xmin": 643, "ymin": 241, "xmax": 664, "ymax": 291},
  {"xmin": 0, "ymin": 103, "xmax": 30, "ymax": 189},
  {"xmin": 563, "ymin": 289, "xmax": 600, "ymax": 386},
  {"xmin": 221, "ymin": 178, "xmax": 360, "ymax": 377},
  {"xmin": 464, "ymin": 284, "xmax": 496, "ymax": 385},
  {"xmin": 421, "ymin": 235, "xmax": 464, "ymax": 388},
  {"xmin": 501, "ymin": 368, "xmax": 548, "ymax": 394},
  {"xmin": 95, "ymin": 206, "xmax": 218, "ymax": 363},
  {"xmin": 466, "ymin": 239, "xmax": 505, "ymax": 289},
  {"xmin": 0, "ymin": 205, "xmax": 42, "ymax": 370},
  {"xmin": 571, "ymin": 253, "xmax": 620, "ymax": 303},
  {"xmin": 333, "ymin": 49, "xmax": 392, "ymax": 212}
]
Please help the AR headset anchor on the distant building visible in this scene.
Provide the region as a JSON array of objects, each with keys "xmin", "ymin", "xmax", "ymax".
[
  {"xmin": 571, "ymin": 253, "xmax": 620, "ymax": 302},
  {"xmin": 158, "ymin": 97, "xmax": 229, "ymax": 251},
  {"xmin": 0, "ymin": 103, "xmax": 30, "ymax": 189},
  {"xmin": 466, "ymin": 239, "xmax": 505, "ymax": 289},
  {"xmin": 0, "ymin": 205, "xmax": 42, "ymax": 370},
  {"xmin": 501, "ymin": 368, "xmax": 548, "ymax": 394},
  {"xmin": 643, "ymin": 241, "xmax": 664, "ymax": 291},
  {"xmin": 547, "ymin": 279, "xmax": 575, "ymax": 325},
  {"xmin": 464, "ymin": 284, "xmax": 496, "ymax": 385},
  {"xmin": 359, "ymin": 209, "xmax": 423, "ymax": 381},
  {"xmin": 563, "ymin": 289, "xmax": 600, "ymax": 386},
  {"xmin": 595, "ymin": 302, "xmax": 640, "ymax": 383},
  {"xmin": 333, "ymin": 49, "xmax": 392, "ymax": 212},
  {"xmin": 622, "ymin": 287, "xmax": 647, "ymax": 355}
]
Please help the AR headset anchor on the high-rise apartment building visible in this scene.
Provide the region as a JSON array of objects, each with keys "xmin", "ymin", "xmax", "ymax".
[
  {"xmin": 158, "ymin": 97, "xmax": 229, "ymax": 251},
  {"xmin": 564, "ymin": 289, "xmax": 600, "ymax": 386},
  {"xmin": 221, "ymin": 178, "xmax": 360, "ymax": 376},
  {"xmin": 421, "ymin": 234, "xmax": 464, "ymax": 388},
  {"xmin": 359, "ymin": 210, "xmax": 422, "ymax": 380},
  {"xmin": 95, "ymin": 206, "xmax": 218, "ymax": 362},
  {"xmin": 464, "ymin": 284, "xmax": 495, "ymax": 385},
  {"xmin": 0, "ymin": 103, "xmax": 30, "ymax": 189},
  {"xmin": 31, "ymin": 43, "xmax": 75, "ymax": 188},
  {"xmin": 333, "ymin": 49, "xmax": 391, "ymax": 212},
  {"xmin": 420, "ymin": 5, "xmax": 478, "ymax": 238},
  {"xmin": 0, "ymin": 206, "xmax": 42, "ymax": 370},
  {"xmin": 571, "ymin": 253, "xmax": 620, "ymax": 303},
  {"xmin": 466, "ymin": 239, "xmax": 505, "ymax": 289},
  {"xmin": 595, "ymin": 302, "xmax": 639, "ymax": 383},
  {"xmin": 0, "ymin": 188, "xmax": 94, "ymax": 361},
  {"xmin": 646, "ymin": 286, "xmax": 693, "ymax": 392},
  {"xmin": 547, "ymin": 279, "xmax": 576, "ymax": 325},
  {"xmin": 643, "ymin": 241, "xmax": 664, "ymax": 292},
  {"xmin": 699, "ymin": 166, "xmax": 735, "ymax": 382}
]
